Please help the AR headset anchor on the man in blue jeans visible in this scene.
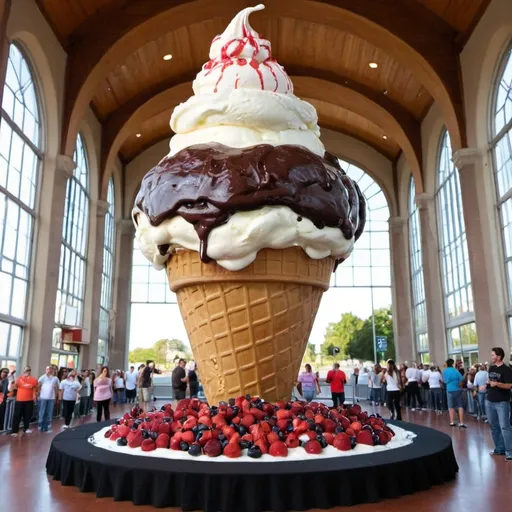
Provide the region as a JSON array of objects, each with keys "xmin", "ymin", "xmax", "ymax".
[
  {"xmin": 442, "ymin": 359, "xmax": 467, "ymax": 428},
  {"xmin": 37, "ymin": 366, "xmax": 59, "ymax": 432},
  {"xmin": 486, "ymin": 347, "xmax": 512, "ymax": 461}
]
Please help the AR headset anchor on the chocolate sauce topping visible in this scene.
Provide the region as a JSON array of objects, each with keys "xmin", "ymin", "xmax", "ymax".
[{"xmin": 134, "ymin": 143, "xmax": 366, "ymax": 266}]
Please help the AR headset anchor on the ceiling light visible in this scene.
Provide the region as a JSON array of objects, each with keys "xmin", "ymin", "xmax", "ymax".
[
  {"xmin": 382, "ymin": 135, "xmax": 388, "ymax": 140},
  {"xmin": 136, "ymin": 133, "xmax": 142, "ymax": 138},
  {"xmin": 369, "ymin": 62, "xmax": 378, "ymax": 69},
  {"xmin": 163, "ymin": 54, "xmax": 173, "ymax": 61}
]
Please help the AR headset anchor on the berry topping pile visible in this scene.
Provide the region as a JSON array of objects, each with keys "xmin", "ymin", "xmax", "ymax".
[{"xmin": 103, "ymin": 396, "xmax": 395, "ymax": 458}]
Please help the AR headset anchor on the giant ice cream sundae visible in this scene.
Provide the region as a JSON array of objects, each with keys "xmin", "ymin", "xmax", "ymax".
[{"xmin": 133, "ymin": 5, "xmax": 366, "ymax": 403}]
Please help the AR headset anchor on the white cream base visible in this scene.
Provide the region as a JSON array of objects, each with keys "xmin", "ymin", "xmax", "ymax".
[
  {"xmin": 134, "ymin": 205, "xmax": 354, "ymax": 271},
  {"xmin": 89, "ymin": 424, "xmax": 416, "ymax": 463}
]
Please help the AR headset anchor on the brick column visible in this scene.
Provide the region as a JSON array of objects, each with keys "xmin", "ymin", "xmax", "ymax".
[
  {"xmin": 453, "ymin": 148, "xmax": 509, "ymax": 359},
  {"xmin": 109, "ymin": 219, "xmax": 134, "ymax": 370},
  {"xmin": 416, "ymin": 193, "xmax": 447, "ymax": 365},
  {"xmin": 388, "ymin": 217, "xmax": 415, "ymax": 363}
]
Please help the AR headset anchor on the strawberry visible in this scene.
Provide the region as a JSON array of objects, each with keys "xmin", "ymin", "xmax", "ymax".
[
  {"xmin": 104, "ymin": 429, "xmax": 112, "ymax": 438},
  {"xmin": 349, "ymin": 416, "xmax": 358, "ymax": 423},
  {"xmin": 276, "ymin": 419, "xmax": 289, "ymax": 432},
  {"xmin": 182, "ymin": 418, "xmax": 197, "ymax": 430},
  {"xmin": 222, "ymin": 426, "xmax": 236, "ymax": 439},
  {"xmin": 240, "ymin": 414, "xmax": 256, "ymax": 428},
  {"xmin": 173, "ymin": 431, "xmax": 183, "ymax": 443},
  {"xmin": 110, "ymin": 424, "xmax": 118, "ymax": 432},
  {"xmin": 340, "ymin": 417, "xmax": 351, "ymax": 430},
  {"xmin": 140, "ymin": 422, "xmax": 151, "ymax": 431},
  {"xmin": 322, "ymin": 419, "xmax": 336, "ymax": 433},
  {"xmin": 304, "ymin": 440, "xmax": 322, "ymax": 454},
  {"xmin": 159, "ymin": 423, "xmax": 171, "ymax": 436},
  {"xmin": 345, "ymin": 428, "xmax": 355, "ymax": 437},
  {"xmin": 266, "ymin": 432, "xmax": 280, "ymax": 445},
  {"xmin": 230, "ymin": 432, "xmax": 241, "ymax": 445},
  {"xmin": 141, "ymin": 439, "xmax": 156, "ymax": 452},
  {"xmin": 263, "ymin": 403, "xmax": 274, "ymax": 416},
  {"xmin": 176, "ymin": 399, "xmax": 191, "ymax": 410},
  {"xmin": 249, "ymin": 424, "xmax": 265, "ymax": 441},
  {"xmin": 378, "ymin": 431, "xmax": 391, "ymax": 445},
  {"xmin": 186, "ymin": 408, "xmax": 199, "ymax": 419},
  {"xmin": 306, "ymin": 431, "xmax": 317, "ymax": 441},
  {"xmin": 269, "ymin": 440, "xmax": 288, "ymax": 457},
  {"xmin": 260, "ymin": 421, "xmax": 271, "ymax": 434},
  {"xmin": 181, "ymin": 431, "xmax": 195, "ymax": 444},
  {"xmin": 254, "ymin": 437, "xmax": 269, "ymax": 454},
  {"xmin": 333, "ymin": 433, "xmax": 351, "ymax": 451},
  {"xmin": 156, "ymin": 433, "xmax": 170, "ymax": 449},
  {"xmin": 305, "ymin": 410, "xmax": 315, "ymax": 420},
  {"xmin": 292, "ymin": 418, "xmax": 302, "ymax": 429},
  {"xmin": 358, "ymin": 412, "xmax": 368, "ymax": 423},
  {"xmin": 276, "ymin": 409, "xmax": 290, "ymax": 421},
  {"xmin": 240, "ymin": 434, "xmax": 253, "ymax": 444},
  {"xmin": 285, "ymin": 434, "xmax": 300, "ymax": 449},
  {"xmin": 110, "ymin": 432, "xmax": 121, "ymax": 441},
  {"xmin": 170, "ymin": 436, "xmax": 182, "ymax": 450},
  {"xmin": 128, "ymin": 431, "xmax": 143, "ymax": 448},
  {"xmin": 174, "ymin": 409, "xmax": 186, "ymax": 421},
  {"xmin": 314, "ymin": 414, "xmax": 324, "ymax": 425},
  {"xmin": 323, "ymin": 432, "xmax": 334, "ymax": 445},
  {"xmin": 203, "ymin": 439, "xmax": 222, "ymax": 457},
  {"xmin": 356, "ymin": 430, "xmax": 374, "ymax": 446},
  {"xmin": 350, "ymin": 421, "xmax": 362, "ymax": 433},
  {"xmin": 348, "ymin": 405, "xmax": 361, "ymax": 415},
  {"xmin": 231, "ymin": 416, "xmax": 241, "ymax": 425},
  {"xmin": 275, "ymin": 400, "xmax": 287, "ymax": 410},
  {"xmin": 235, "ymin": 396, "xmax": 245, "ymax": 408},
  {"xmin": 212, "ymin": 414, "xmax": 226, "ymax": 427},
  {"xmin": 223, "ymin": 442, "xmax": 242, "ymax": 458},
  {"xmin": 198, "ymin": 416, "xmax": 212, "ymax": 428},
  {"xmin": 250, "ymin": 408, "xmax": 266, "ymax": 421}
]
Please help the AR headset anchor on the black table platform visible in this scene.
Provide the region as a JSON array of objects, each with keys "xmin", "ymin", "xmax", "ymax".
[{"xmin": 46, "ymin": 420, "xmax": 458, "ymax": 512}]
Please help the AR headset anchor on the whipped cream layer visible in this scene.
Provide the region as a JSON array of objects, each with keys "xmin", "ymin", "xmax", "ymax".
[
  {"xmin": 169, "ymin": 4, "xmax": 325, "ymax": 156},
  {"xmin": 90, "ymin": 424, "xmax": 416, "ymax": 463},
  {"xmin": 170, "ymin": 89, "xmax": 322, "ymax": 157},
  {"xmin": 135, "ymin": 205, "xmax": 354, "ymax": 271}
]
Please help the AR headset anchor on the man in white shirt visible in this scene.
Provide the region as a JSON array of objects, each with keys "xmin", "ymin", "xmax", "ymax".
[
  {"xmin": 125, "ymin": 366, "xmax": 138, "ymax": 403},
  {"xmin": 405, "ymin": 362, "xmax": 423, "ymax": 411},
  {"xmin": 37, "ymin": 366, "xmax": 59, "ymax": 433},
  {"xmin": 474, "ymin": 365, "xmax": 489, "ymax": 421}
]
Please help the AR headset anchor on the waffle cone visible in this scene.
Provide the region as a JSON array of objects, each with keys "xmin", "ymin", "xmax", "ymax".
[{"xmin": 166, "ymin": 247, "xmax": 334, "ymax": 403}]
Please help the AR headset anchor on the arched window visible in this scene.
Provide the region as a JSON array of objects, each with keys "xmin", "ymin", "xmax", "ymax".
[
  {"xmin": 311, "ymin": 160, "xmax": 393, "ymax": 362},
  {"xmin": 55, "ymin": 134, "xmax": 89, "ymax": 327},
  {"xmin": 98, "ymin": 178, "xmax": 115, "ymax": 365},
  {"xmin": 408, "ymin": 178, "xmax": 428, "ymax": 362},
  {"xmin": 436, "ymin": 130, "xmax": 477, "ymax": 366},
  {"xmin": 0, "ymin": 43, "xmax": 42, "ymax": 370},
  {"xmin": 491, "ymin": 44, "xmax": 512, "ymax": 344}
]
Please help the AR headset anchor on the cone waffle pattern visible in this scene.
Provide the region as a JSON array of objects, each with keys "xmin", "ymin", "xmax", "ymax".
[{"xmin": 167, "ymin": 248, "xmax": 333, "ymax": 403}]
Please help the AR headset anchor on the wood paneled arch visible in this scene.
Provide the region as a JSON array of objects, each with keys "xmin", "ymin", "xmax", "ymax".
[{"xmin": 60, "ymin": 0, "xmax": 466, "ymax": 166}]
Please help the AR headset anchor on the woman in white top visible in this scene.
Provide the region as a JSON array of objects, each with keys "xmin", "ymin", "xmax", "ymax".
[
  {"xmin": 369, "ymin": 364, "xmax": 382, "ymax": 406},
  {"xmin": 381, "ymin": 359, "xmax": 402, "ymax": 420},
  {"xmin": 427, "ymin": 365, "xmax": 444, "ymax": 414},
  {"xmin": 405, "ymin": 362, "xmax": 424, "ymax": 411},
  {"xmin": 113, "ymin": 371, "xmax": 126, "ymax": 406}
]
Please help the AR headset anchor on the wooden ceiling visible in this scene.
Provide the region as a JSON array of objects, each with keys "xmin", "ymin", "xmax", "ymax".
[{"xmin": 34, "ymin": 0, "xmax": 491, "ymax": 195}]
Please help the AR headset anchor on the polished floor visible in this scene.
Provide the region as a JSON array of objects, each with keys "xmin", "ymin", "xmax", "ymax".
[{"xmin": 0, "ymin": 402, "xmax": 509, "ymax": 512}]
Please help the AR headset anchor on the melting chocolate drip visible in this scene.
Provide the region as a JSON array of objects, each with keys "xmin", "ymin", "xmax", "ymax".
[{"xmin": 134, "ymin": 143, "xmax": 366, "ymax": 268}]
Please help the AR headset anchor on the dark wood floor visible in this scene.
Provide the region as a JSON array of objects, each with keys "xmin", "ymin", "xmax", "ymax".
[{"xmin": 1, "ymin": 402, "xmax": 510, "ymax": 512}]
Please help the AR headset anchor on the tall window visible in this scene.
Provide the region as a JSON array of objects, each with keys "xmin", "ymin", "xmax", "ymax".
[
  {"xmin": 491, "ymin": 44, "xmax": 512, "ymax": 346},
  {"xmin": 55, "ymin": 134, "xmax": 89, "ymax": 327},
  {"xmin": 98, "ymin": 178, "xmax": 115, "ymax": 365},
  {"xmin": 408, "ymin": 178, "xmax": 428, "ymax": 361},
  {"xmin": 436, "ymin": 130, "xmax": 477, "ymax": 364},
  {"xmin": 0, "ymin": 43, "xmax": 42, "ymax": 370}
]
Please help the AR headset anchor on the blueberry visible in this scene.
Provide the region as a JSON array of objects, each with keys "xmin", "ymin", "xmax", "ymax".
[
  {"xmin": 115, "ymin": 419, "xmax": 121, "ymax": 425},
  {"xmin": 228, "ymin": 398, "xmax": 235, "ymax": 407},
  {"xmin": 180, "ymin": 441, "xmax": 189, "ymax": 451},
  {"xmin": 372, "ymin": 435, "xmax": 380, "ymax": 446},
  {"xmin": 218, "ymin": 434, "xmax": 226, "ymax": 442},
  {"xmin": 180, "ymin": 417, "xmax": 186, "ymax": 424},
  {"xmin": 192, "ymin": 426, "xmax": 199, "ymax": 434},
  {"xmin": 335, "ymin": 426, "xmax": 344, "ymax": 434},
  {"xmin": 240, "ymin": 440, "xmax": 250, "ymax": 450},
  {"xmin": 141, "ymin": 429, "xmax": 150, "ymax": 439},
  {"xmin": 350, "ymin": 437, "xmax": 357, "ymax": 449},
  {"xmin": 272, "ymin": 426, "xmax": 280, "ymax": 433},
  {"xmin": 117, "ymin": 437, "xmax": 128, "ymax": 446},
  {"xmin": 247, "ymin": 446, "xmax": 262, "ymax": 459},
  {"xmin": 198, "ymin": 424, "xmax": 208, "ymax": 431},
  {"xmin": 188, "ymin": 444, "xmax": 201, "ymax": 456},
  {"xmin": 285, "ymin": 403, "xmax": 291, "ymax": 410},
  {"xmin": 307, "ymin": 419, "xmax": 315, "ymax": 427},
  {"xmin": 298, "ymin": 414, "xmax": 306, "ymax": 420},
  {"xmin": 278, "ymin": 431, "xmax": 285, "ymax": 440},
  {"xmin": 317, "ymin": 436, "xmax": 328, "ymax": 448},
  {"xmin": 163, "ymin": 417, "xmax": 172, "ymax": 423},
  {"xmin": 160, "ymin": 406, "xmax": 167, "ymax": 412},
  {"xmin": 362, "ymin": 425, "xmax": 372, "ymax": 432},
  {"xmin": 245, "ymin": 394, "xmax": 252, "ymax": 400},
  {"xmin": 232, "ymin": 406, "xmax": 240, "ymax": 415},
  {"xmin": 131, "ymin": 426, "xmax": 138, "ymax": 431},
  {"xmin": 150, "ymin": 431, "xmax": 159, "ymax": 441},
  {"xmin": 238, "ymin": 426, "xmax": 247, "ymax": 436},
  {"xmin": 221, "ymin": 440, "xmax": 229, "ymax": 449},
  {"xmin": 315, "ymin": 425, "xmax": 324, "ymax": 434},
  {"xmin": 196, "ymin": 432, "xmax": 203, "ymax": 441},
  {"xmin": 287, "ymin": 424, "xmax": 294, "ymax": 433}
]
